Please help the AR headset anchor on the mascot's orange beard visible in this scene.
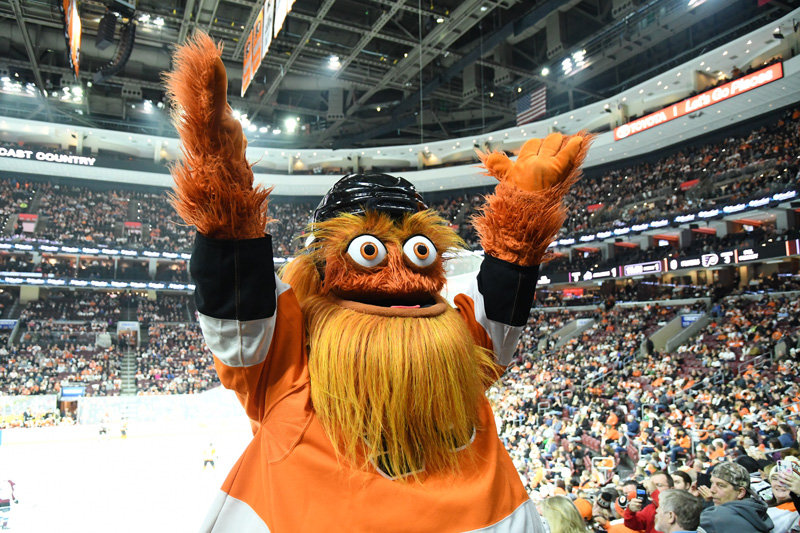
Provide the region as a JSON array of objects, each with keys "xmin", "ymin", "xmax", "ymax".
[{"xmin": 303, "ymin": 294, "xmax": 499, "ymax": 479}]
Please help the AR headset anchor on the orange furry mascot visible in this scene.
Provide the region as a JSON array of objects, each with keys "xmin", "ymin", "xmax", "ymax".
[{"xmin": 166, "ymin": 32, "xmax": 591, "ymax": 533}]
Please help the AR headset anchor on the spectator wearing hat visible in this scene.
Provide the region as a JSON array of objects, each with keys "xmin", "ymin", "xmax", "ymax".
[
  {"xmin": 573, "ymin": 498, "xmax": 596, "ymax": 528},
  {"xmin": 698, "ymin": 462, "xmax": 773, "ymax": 533},
  {"xmin": 653, "ymin": 489, "xmax": 704, "ymax": 533}
]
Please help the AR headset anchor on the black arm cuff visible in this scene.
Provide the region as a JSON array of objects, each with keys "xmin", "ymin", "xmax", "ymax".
[
  {"xmin": 190, "ymin": 233, "xmax": 276, "ymax": 321},
  {"xmin": 476, "ymin": 254, "xmax": 539, "ymax": 327}
]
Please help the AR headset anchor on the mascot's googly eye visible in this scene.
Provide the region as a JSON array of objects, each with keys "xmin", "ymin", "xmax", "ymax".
[
  {"xmin": 347, "ymin": 235, "xmax": 388, "ymax": 268},
  {"xmin": 403, "ymin": 235, "xmax": 437, "ymax": 267}
]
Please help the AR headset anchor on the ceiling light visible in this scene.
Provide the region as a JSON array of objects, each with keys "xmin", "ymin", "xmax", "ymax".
[
  {"xmin": 272, "ymin": 129, "xmax": 281, "ymax": 134},
  {"xmin": 541, "ymin": 67, "xmax": 550, "ymax": 76},
  {"xmin": 284, "ymin": 117, "xmax": 298, "ymax": 133},
  {"xmin": 436, "ymin": 17, "xmax": 444, "ymax": 23},
  {"xmin": 247, "ymin": 124, "xmax": 256, "ymax": 132},
  {"xmin": 376, "ymin": 106, "xmax": 381, "ymax": 112},
  {"xmin": 153, "ymin": 17, "xmax": 164, "ymax": 27},
  {"xmin": 517, "ymin": 87, "xmax": 522, "ymax": 93},
  {"xmin": 480, "ymin": 5, "xmax": 488, "ymax": 11}
]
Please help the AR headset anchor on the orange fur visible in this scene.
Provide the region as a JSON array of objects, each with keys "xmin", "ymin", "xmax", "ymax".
[
  {"xmin": 280, "ymin": 254, "xmax": 321, "ymax": 303},
  {"xmin": 473, "ymin": 132, "xmax": 594, "ymax": 266},
  {"xmin": 164, "ymin": 31, "xmax": 271, "ymax": 239},
  {"xmin": 308, "ymin": 211, "xmax": 465, "ymax": 301},
  {"xmin": 304, "ymin": 294, "xmax": 495, "ymax": 479}
]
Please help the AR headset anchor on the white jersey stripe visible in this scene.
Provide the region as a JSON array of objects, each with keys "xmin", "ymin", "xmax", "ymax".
[
  {"xmin": 463, "ymin": 278, "xmax": 525, "ymax": 367},
  {"xmin": 200, "ymin": 490, "xmax": 271, "ymax": 532},
  {"xmin": 464, "ymin": 500, "xmax": 545, "ymax": 533}
]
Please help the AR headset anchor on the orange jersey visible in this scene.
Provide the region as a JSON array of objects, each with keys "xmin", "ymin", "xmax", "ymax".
[{"xmin": 193, "ymin": 234, "xmax": 543, "ymax": 532}]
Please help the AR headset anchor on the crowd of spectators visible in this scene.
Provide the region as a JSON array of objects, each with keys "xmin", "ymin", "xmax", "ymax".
[
  {"xmin": 486, "ymin": 283, "xmax": 800, "ymax": 531},
  {"xmin": 0, "ymin": 342, "xmax": 121, "ymax": 397},
  {"xmin": 0, "ymin": 108, "xmax": 795, "ymax": 268},
  {"xmin": 135, "ymin": 323, "xmax": 216, "ymax": 395}
]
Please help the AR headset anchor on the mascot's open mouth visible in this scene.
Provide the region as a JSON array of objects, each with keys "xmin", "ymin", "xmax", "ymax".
[{"xmin": 328, "ymin": 292, "xmax": 449, "ymax": 317}]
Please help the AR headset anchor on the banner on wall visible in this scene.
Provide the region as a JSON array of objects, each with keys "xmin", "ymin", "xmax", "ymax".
[
  {"xmin": 241, "ymin": 31, "xmax": 255, "ymax": 97},
  {"xmin": 242, "ymin": 0, "xmax": 284, "ymax": 96},
  {"xmin": 61, "ymin": 0, "xmax": 82, "ymax": 78}
]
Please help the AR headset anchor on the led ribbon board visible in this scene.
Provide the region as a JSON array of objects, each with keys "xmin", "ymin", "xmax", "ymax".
[{"xmin": 614, "ymin": 63, "xmax": 784, "ymax": 141}]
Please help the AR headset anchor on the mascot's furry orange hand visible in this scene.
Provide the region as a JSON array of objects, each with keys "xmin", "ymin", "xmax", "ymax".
[
  {"xmin": 167, "ymin": 32, "xmax": 592, "ymax": 533},
  {"xmin": 164, "ymin": 32, "xmax": 270, "ymax": 240},
  {"xmin": 474, "ymin": 132, "xmax": 592, "ymax": 267}
]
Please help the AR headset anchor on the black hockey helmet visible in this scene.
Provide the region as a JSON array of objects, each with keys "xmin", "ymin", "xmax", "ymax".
[{"xmin": 311, "ymin": 173, "xmax": 428, "ymax": 225}]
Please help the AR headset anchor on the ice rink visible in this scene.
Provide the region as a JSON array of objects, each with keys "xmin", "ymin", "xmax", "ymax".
[{"xmin": 0, "ymin": 416, "xmax": 254, "ymax": 533}]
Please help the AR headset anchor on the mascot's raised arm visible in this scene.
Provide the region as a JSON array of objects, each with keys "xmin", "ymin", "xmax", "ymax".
[{"xmin": 166, "ymin": 32, "xmax": 592, "ymax": 533}]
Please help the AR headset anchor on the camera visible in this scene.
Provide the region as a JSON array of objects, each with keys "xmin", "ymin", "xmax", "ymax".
[
  {"xmin": 776, "ymin": 459, "xmax": 800, "ymax": 478},
  {"xmin": 635, "ymin": 487, "xmax": 650, "ymax": 508}
]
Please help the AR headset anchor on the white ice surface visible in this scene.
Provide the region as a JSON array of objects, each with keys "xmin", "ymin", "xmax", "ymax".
[{"xmin": 0, "ymin": 417, "xmax": 253, "ymax": 533}]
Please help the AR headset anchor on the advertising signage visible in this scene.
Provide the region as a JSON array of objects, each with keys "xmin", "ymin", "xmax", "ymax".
[
  {"xmin": 665, "ymin": 242, "xmax": 788, "ymax": 272},
  {"xmin": 623, "ymin": 260, "xmax": 665, "ymax": 277},
  {"xmin": 0, "ymin": 147, "xmax": 96, "ymax": 166},
  {"xmin": 614, "ymin": 63, "xmax": 783, "ymax": 141},
  {"xmin": 546, "ymin": 241, "xmax": 796, "ymax": 288}
]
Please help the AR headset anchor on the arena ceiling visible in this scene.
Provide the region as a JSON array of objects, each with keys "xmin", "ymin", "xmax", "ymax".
[{"xmin": 0, "ymin": 0, "xmax": 794, "ymax": 149}]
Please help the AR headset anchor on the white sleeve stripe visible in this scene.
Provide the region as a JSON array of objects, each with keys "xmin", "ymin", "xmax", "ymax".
[
  {"xmin": 197, "ymin": 273, "xmax": 291, "ymax": 368},
  {"xmin": 465, "ymin": 278, "xmax": 524, "ymax": 367}
]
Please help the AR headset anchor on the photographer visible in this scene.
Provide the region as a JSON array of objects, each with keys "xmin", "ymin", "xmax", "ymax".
[
  {"xmin": 766, "ymin": 457, "xmax": 800, "ymax": 533},
  {"xmin": 624, "ymin": 470, "xmax": 674, "ymax": 533}
]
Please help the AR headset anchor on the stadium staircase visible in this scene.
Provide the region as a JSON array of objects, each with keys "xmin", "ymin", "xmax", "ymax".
[
  {"xmin": 118, "ymin": 306, "xmax": 138, "ymax": 322},
  {"xmin": 120, "ymin": 350, "xmax": 137, "ymax": 396}
]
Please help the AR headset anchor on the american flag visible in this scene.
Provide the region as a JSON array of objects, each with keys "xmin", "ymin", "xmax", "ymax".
[{"xmin": 516, "ymin": 86, "xmax": 547, "ymax": 126}]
